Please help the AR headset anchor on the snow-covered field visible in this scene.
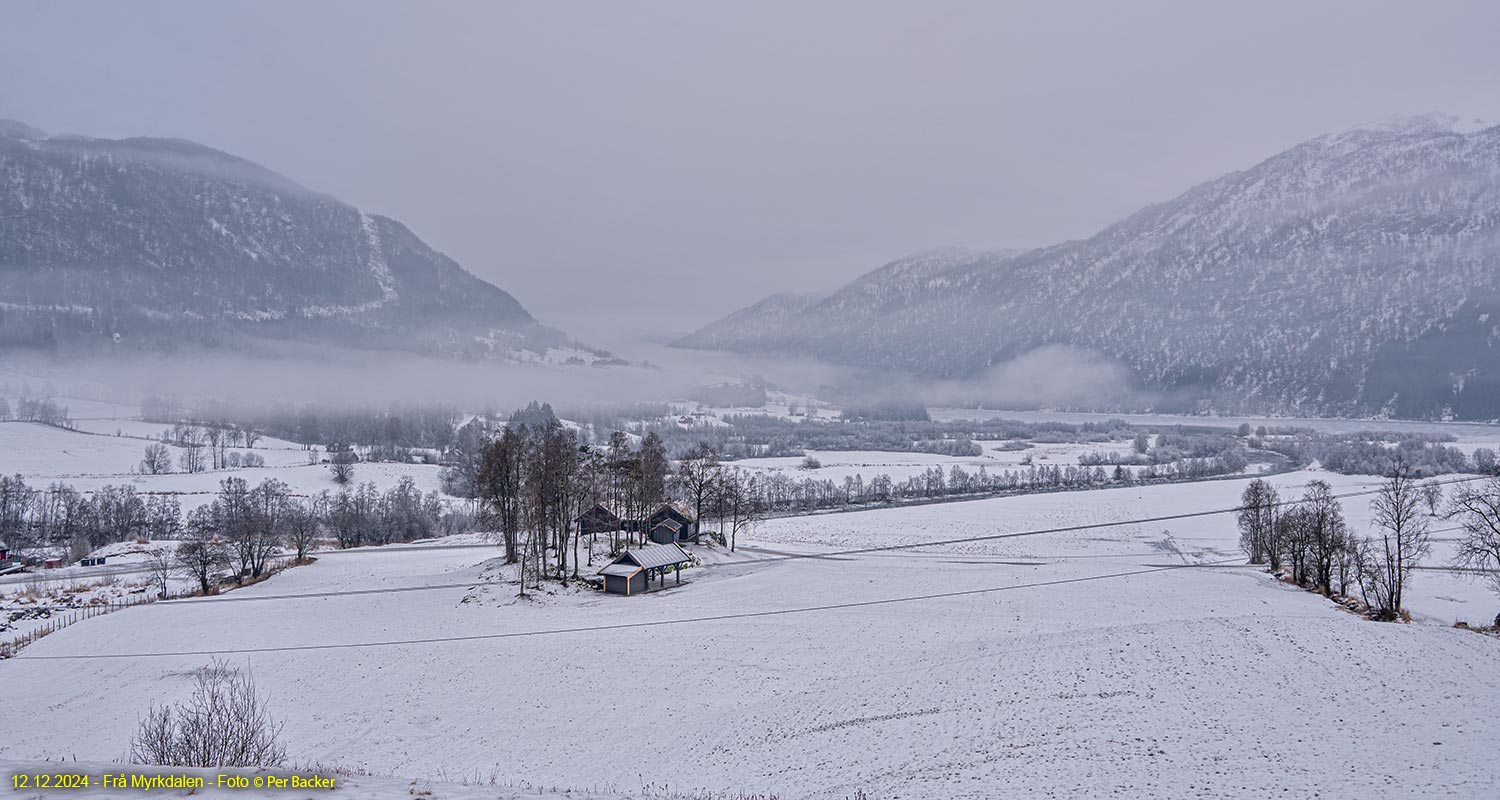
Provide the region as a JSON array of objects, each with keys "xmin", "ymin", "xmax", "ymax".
[
  {"xmin": 0, "ymin": 419, "xmax": 443, "ymax": 511},
  {"xmin": 728, "ymin": 441, "xmax": 1140, "ymax": 484},
  {"xmin": 3, "ymin": 470, "xmax": 1498, "ymax": 798}
]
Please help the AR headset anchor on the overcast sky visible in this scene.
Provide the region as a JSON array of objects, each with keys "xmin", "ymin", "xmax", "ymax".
[{"xmin": 4, "ymin": 1, "xmax": 1499, "ymax": 343}]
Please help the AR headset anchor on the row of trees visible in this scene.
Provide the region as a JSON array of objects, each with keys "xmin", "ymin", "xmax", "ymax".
[
  {"xmin": 1238, "ymin": 474, "xmax": 1427, "ymax": 619},
  {"xmin": 1, "ymin": 476, "xmax": 183, "ymax": 557},
  {"xmin": 1238, "ymin": 464, "xmax": 1500, "ymax": 623},
  {"xmin": 0, "ymin": 394, "xmax": 72, "ymax": 426},
  {"xmin": 0, "ymin": 474, "xmax": 473, "ymax": 578},
  {"xmin": 145, "ymin": 424, "xmax": 269, "ymax": 475},
  {"xmin": 1257, "ymin": 432, "xmax": 1481, "ymax": 477},
  {"xmin": 743, "ymin": 450, "xmax": 1249, "ymax": 516},
  {"xmin": 143, "ymin": 395, "xmax": 467, "ymax": 454}
]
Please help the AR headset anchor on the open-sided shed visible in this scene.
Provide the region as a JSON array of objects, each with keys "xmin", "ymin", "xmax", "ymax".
[{"xmin": 598, "ymin": 543, "xmax": 692, "ymax": 595}]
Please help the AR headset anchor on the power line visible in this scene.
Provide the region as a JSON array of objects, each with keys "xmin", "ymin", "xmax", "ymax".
[
  {"xmin": 147, "ymin": 475, "xmax": 1491, "ymax": 606},
  {"xmin": 16, "ymin": 473, "xmax": 1492, "ymax": 659},
  {"xmin": 712, "ymin": 473, "xmax": 1489, "ymax": 566},
  {"xmin": 16, "ymin": 558, "xmax": 1244, "ymax": 660}
]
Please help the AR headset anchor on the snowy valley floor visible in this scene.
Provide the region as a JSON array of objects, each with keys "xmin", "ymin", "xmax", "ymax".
[{"xmin": 3, "ymin": 471, "xmax": 1500, "ymax": 798}]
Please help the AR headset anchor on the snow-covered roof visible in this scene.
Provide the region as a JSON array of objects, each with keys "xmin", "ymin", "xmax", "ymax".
[
  {"xmin": 615, "ymin": 543, "xmax": 691, "ymax": 571},
  {"xmin": 652, "ymin": 502, "xmax": 697, "ymax": 523},
  {"xmin": 599, "ymin": 563, "xmax": 641, "ymax": 578},
  {"xmin": 652, "ymin": 518, "xmax": 682, "ymax": 531}
]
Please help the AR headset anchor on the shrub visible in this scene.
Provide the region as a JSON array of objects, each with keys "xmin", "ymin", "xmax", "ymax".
[{"xmin": 130, "ymin": 661, "xmax": 287, "ymax": 767}]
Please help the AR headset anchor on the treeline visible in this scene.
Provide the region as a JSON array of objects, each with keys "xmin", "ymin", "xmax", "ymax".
[
  {"xmin": 1080, "ymin": 430, "xmax": 1248, "ymax": 470},
  {"xmin": 627, "ymin": 413, "xmax": 1135, "ymax": 461},
  {"xmin": 1256, "ymin": 431, "xmax": 1482, "ymax": 476},
  {"xmin": 0, "ymin": 474, "xmax": 474, "ymax": 568},
  {"xmin": 1241, "ymin": 467, "xmax": 1500, "ymax": 626},
  {"xmin": 0, "ymin": 476, "xmax": 182, "ymax": 556},
  {"xmin": 1238, "ymin": 468, "xmax": 1440, "ymax": 620},
  {"xmin": 135, "ymin": 394, "xmax": 1151, "ymax": 468},
  {"xmin": 0, "ymin": 392, "xmax": 72, "ymax": 427},
  {"xmin": 141, "ymin": 395, "xmax": 468, "ymax": 454},
  {"xmin": 745, "ymin": 450, "xmax": 1251, "ymax": 515},
  {"xmin": 147, "ymin": 424, "xmax": 269, "ymax": 474}
]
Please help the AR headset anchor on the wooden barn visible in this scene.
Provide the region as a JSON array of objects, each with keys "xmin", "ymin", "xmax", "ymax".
[
  {"xmin": 647, "ymin": 518, "xmax": 682, "ymax": 544},
  {"xmin": 598, "ymin": 543, "xmax": 692, "ymax": 595},
  {"xmin": 576, "ymin": 503, "xmax": 624, "ymax": 535},
  {"xmin": 644, "ymin": 503, "xmax": 699, "ymax": 543}
]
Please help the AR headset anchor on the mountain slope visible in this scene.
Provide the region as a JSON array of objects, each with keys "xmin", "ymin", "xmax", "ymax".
[
  {"xmin": 679, "ymin": 115, "xmax": 1500, "ymax": 419},
  {"xmin": 0, "ymin": 121, "xmax": 579, "ymax": 359}
]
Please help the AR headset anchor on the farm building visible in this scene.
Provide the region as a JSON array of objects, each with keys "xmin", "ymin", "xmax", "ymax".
[
  {"xmin": 578, "ymin": 502, "xmax": 699, "ymax": 545},
  {"xmin": 648, "ymin": 518, "xmax": 682, "ymax": 544},
  {"xmin": 644, "ymin": 503, "xmax": 699, "ymax": 543},
  {"xmin": 576, "ymin": 503, "xmax": 624, "ymax": 535},
  {"xmin": 598, "ymin": 543, "xmax": 692, "ymax": 595}
]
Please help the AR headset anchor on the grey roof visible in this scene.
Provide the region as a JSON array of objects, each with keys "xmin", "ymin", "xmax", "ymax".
[
  {"xmin": 652, "ymin": 518, "xmax": 682, "ymax": 531},
  {"xmin": 652, "ymin": 502, "xmax": 697, "ymax": 523},
  {"xmin": 599, "ymin": 563, "xmax": 641, "ymax": 578},
  {"xmin": 616, "ymin": 543, "xmax": 691, "ymax": 570}
]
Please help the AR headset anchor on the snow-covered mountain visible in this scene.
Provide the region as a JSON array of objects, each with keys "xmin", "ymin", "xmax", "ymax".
[
  {"xmin": 0, "ymin": 120, "xmax": 582, "ymax": 360},
  {"xmin": 679, "ymin": 114, "xmax": 1500, "ymax": 420},
  {"xmin": 683, "ymin": 291, "xmax": 823, "ymax": 351}
]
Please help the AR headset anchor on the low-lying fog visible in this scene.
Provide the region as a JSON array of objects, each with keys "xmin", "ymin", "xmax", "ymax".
[{"xmin": 0, "ymin": 330, "xmax": 1147, "ymax": 417}]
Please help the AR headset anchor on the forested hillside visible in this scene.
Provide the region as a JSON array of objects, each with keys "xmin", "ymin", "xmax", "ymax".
[
  {"xmin": 0, "ymin": 120, "xmax": 582, "ymax": 360},
  {"xmin": 681, "ymin": 115, "xmax": 1500, "ymax": 420}
]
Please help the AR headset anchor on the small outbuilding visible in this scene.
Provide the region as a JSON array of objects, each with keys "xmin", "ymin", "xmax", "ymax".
[
  {"xmin": 644, "ymin": 503, "xmax": 699, "ymax": 543},
  {"xmin": 598, "ymin": 543, "xmax": 692, "ymax": 596},
  {"xmin": 648, "ymin": 518, "xmax": 682, "ymax": 545}
]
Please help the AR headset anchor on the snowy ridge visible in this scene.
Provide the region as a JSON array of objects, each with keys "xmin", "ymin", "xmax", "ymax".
[
  {"xmin": 678, "ymin": 117, "xmax": 1500, "ymax": 419},
  {"xmin": 0, "ymin": 120, "xmax": 572, "ymax": 359}
]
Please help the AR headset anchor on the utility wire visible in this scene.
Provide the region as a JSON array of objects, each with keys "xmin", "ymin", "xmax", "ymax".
[
  {"xmin": 16, "ymin": 558, "xmax": 1244, "ymax": 660},
  {"xmin": 16, "ymin": 473, "xmax": 1493, "ymax": 658},
  {"xmin": 147, "ymin": 476, "xmax": 1490, "ymax": 606}
]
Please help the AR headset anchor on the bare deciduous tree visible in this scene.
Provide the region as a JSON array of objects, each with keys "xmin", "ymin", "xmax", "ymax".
[
  {"xmin": 1365, "ymin": 462, "xmax": 1431, "ymax": 620},
  {"xmin": 177, "ymin": 427, "xmax": 206, "ymax": 474},
  {"xmin": 674, "ymin": 443, "xmax": 722, "ymax": 531},
  {"xmin": 176, "ymin": 513, "xmax": 230, "ymax": 597},
  {"xmin": 714, "ymin": 468, "xmax": 765, "ymax": 553},
  {"xmin": 1420, "ymin": 479, "xmax": 1444, "ymax": 516},
  {"xmin": 141, "ymin": 443, "xmax": 173, "ymax": 475},
  {"xmin": 1447, "ymin": 476, "xmax": 1500, "ymax": 627},
  {"xmin": 284, "ymin": 503, "xmax": 319, "ymax": 562},
  {"xmin": 145, "ymin": 546, "xmax": 174, "ymax": 599},
  {"xmin": 328, "ymin": 446, "xmax": 356, "ymax": 485},
  {"xmin": 1237, "ymin": 478, "xmax": 1279, "ymax": 566}
]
